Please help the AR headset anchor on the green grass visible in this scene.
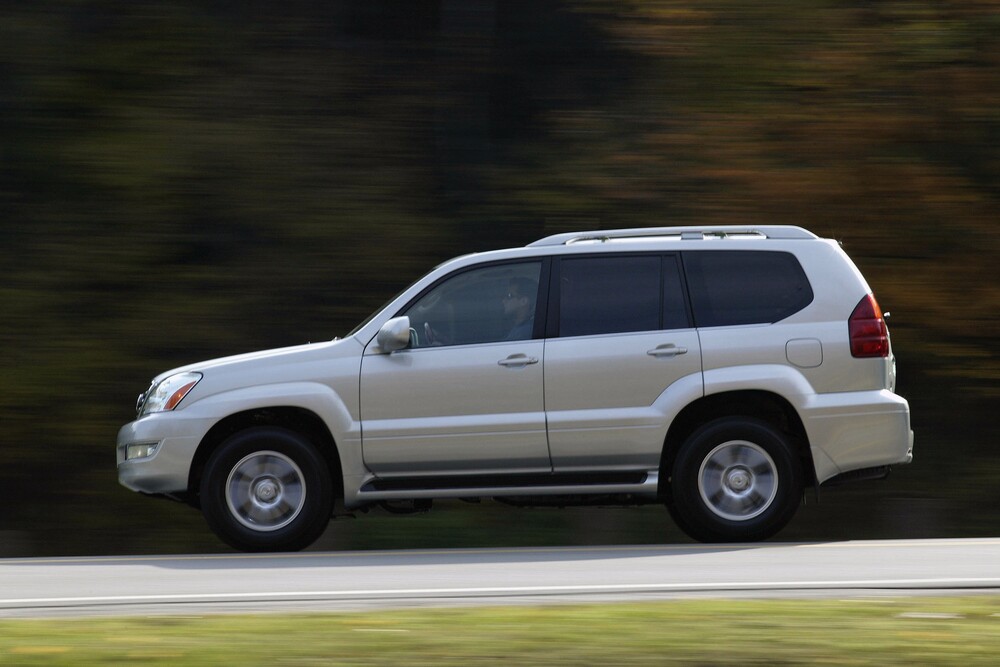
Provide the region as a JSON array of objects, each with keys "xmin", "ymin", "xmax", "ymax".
[{"xmin": 2, "ymin": 597, "xmax": 999, "ymax": 665}]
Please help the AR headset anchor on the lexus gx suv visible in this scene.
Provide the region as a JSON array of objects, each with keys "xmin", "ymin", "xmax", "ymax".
[{"xmin": 118, "ymin": 226, "xmax": 913, "ymax": 551}]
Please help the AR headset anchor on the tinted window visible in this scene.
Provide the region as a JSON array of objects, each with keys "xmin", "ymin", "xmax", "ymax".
[
  {"xmin": 684, "ymin": 251, "xmax": 813, "ymax": 327},
  {"xmin": 558, "ymin": 256, "xmax": 663, "ymax": 337},
  {"xmin": 403, "ymin": 262, "xmax": 542, "ymax": 347}
]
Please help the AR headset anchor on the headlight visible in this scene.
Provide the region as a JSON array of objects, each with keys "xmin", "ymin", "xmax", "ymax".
[{"xmin": 138, "ymin": 372, "xmax": 202, "ymax": 416}]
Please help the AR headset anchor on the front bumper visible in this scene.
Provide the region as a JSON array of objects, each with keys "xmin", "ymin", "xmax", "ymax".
[{"xmin": 117, "ymin": 413, "xmax": 211, "ymax": 495}]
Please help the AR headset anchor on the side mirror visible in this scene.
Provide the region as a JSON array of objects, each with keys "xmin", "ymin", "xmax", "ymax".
[{"xmin": 376, "ymin": 316, "xmax": 411, "ymax": 353}]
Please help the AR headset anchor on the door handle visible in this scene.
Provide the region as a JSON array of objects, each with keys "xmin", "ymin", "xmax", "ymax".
[
  {"xmin": 647, "ymin": 344, "xmax": 688, "ymax": 358},
  {"xmin": 498, "ymin": 354, "xmax": 539, "ymax": 367}
]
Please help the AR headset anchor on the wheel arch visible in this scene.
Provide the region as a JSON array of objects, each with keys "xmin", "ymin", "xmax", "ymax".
[
  {"xmin": 187, "ymin": 407, "xmax": 344, "ymax": 507},
  {"xmin": 659, "ymin": 390, "xmax": 815, "ymax": 500}
]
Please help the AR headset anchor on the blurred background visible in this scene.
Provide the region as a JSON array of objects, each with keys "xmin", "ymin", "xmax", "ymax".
[{"xmin": 1, "ymin": 1, "xmax": 997, "ymax": 556}]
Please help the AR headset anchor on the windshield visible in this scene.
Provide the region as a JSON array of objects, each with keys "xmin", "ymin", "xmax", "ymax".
[
  {"xmin": 344, "ymin": 254, "xmax": 481, "ymax": 339},
  {"xmin": 345, "ymin": 285, "xmax": 411, "ymax": 338}
]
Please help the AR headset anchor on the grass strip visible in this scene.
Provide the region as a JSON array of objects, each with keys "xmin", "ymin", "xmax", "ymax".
[{"xmin": 1, "ymin": 596, "xmax": 998, "ymax": 665}]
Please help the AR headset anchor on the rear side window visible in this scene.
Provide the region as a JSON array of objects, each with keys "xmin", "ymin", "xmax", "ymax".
[
  {"xmin": 684, "ymin": 251, "xmax": 813, "ymax": 327},
  {"xmin": 556, "ymin": 255, "xmax": 689, "ymax": 337},
  {"xmin": 559, "ymin": 256, "xmax": 659, "ymax": 336}
]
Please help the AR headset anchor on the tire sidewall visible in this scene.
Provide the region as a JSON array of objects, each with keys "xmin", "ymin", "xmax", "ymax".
[
  {"xmin": 200, "ymin": 427, "xmax": 332, "ymax": 552},
  {"xmin": 671, "ymin": 417, "xmax": 802, "ymax": 543}
]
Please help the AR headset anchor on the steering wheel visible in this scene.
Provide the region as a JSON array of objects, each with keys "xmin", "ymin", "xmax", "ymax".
[{"xmin": 422, "ymin": 321, "xmax": 448, "ymax": 346}]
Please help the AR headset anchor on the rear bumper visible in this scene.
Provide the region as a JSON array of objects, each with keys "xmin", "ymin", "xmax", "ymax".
[{"xmin": 802, "ymin": 389, "xmax": 913, "ymax": 484}]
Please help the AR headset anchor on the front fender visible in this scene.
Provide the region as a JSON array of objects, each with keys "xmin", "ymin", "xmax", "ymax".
[
  {"xmin": 181, "ymin": 381, "xmax": 357, "ymax": 442},
  {"xmin": 182, "ymin": 382, "xmax": 364, "ymax": 489}
]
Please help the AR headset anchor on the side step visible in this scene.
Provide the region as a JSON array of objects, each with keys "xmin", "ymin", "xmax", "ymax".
[{"xmin": 356, "ymin": 470, "xmax": 659, "ymax": 502}]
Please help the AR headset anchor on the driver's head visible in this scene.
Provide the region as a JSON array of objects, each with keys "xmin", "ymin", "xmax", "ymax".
[{"xmin": 503, "ymin": 276, "xmax": 537, "ymax": 319}]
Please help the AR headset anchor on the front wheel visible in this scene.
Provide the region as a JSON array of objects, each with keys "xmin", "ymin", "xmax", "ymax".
[
  {"xmin": 200, "ymin": 427, "xmax": 333, "ymax": 552},
  {"xmin": 669, "ymin": 418, "xmax": 802, "ymax": 543}
]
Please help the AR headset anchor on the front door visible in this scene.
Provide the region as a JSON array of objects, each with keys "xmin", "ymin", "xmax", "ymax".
[{"xmin": 360, "ymin": 260, "xmax": 550, "ymax": 477}]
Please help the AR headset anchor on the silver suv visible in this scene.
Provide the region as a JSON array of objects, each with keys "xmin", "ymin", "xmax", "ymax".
[{"xmin": 118, "ymin": 226, "xmax": 913, "ymax": 551}]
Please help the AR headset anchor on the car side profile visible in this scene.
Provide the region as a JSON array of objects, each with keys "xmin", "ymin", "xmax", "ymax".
[{"xmin": 117, "ymin": 226, "xmax": 913, "ymax": 551}]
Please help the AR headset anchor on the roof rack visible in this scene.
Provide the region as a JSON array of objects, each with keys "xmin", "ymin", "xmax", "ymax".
[{"xmin": 528, "ymin": 225, "xmax": 817, "ymax": 247}]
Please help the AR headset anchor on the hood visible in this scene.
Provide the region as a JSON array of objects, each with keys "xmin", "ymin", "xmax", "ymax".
[{"xmin": 152, "ymin": 338, "xmax": 351, "ymax": 385}]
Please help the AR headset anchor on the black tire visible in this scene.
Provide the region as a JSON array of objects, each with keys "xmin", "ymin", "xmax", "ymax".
[
  {"xmin": 200, "ymin": 427, "xmax": 333, "ymax": 552},
  {"xmin": 670, "ymin": 417, "xmax": 802, "ymax": 543}
]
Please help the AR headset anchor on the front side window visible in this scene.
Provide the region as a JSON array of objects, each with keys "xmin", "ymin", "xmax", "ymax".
[
  {"xmin": 403, "ymin": 261, "xmax": 542, "ymax": 348},
  {"xmin": 684, "ymin": 251, "xmax": 814, "ymax": 327}
]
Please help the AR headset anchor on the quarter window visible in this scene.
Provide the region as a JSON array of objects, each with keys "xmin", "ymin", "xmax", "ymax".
[{"xmin": 683, "ymin": 251, "xmax": 814, "ymax": 327}]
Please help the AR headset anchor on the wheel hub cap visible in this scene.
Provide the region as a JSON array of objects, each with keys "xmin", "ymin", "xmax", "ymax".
[
  {"xmin": 698, "ymin": 440, "xmax": 779, "ymax": 522},
  {"xmin": 225, "ymin": 451, "xmax": 306, "ymax": 532},
  {"xmin": 253, "ymin": 478, "xmax": 280, "ymax": 503},
  {"xmin": 726, "ymin": 467, "xmax": 752, "ymax": 493}
]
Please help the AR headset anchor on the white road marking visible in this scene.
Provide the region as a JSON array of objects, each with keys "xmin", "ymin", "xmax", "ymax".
[{"xmin": 2, "ymin": 577, "xmax": 998, "ymax": 608}]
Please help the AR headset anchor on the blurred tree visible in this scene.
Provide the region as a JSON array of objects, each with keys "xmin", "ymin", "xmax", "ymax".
[{"xmin": 0, "ymin": 0, "xmax": 996, "ymax": 554}]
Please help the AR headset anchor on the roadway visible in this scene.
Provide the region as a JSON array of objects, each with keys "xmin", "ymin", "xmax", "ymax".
[{"xmin": 0, "ymin": 538, "xmax": 997, "ymax": 618}]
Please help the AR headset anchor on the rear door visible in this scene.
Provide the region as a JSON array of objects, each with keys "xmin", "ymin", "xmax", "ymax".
[{"xmin": 543, "ymin": 254, "xmax": 703, "ymax": 471}]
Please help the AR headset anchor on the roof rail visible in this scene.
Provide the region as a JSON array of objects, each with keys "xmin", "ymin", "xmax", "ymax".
[{"xmin": 528, "ymin": 225, "xmax": 817, "ymax": 247}]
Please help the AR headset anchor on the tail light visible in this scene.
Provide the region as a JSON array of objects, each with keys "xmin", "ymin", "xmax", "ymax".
[{"xmin": 849, "ymin": 294, "xmax": 889, "ymax": 358}]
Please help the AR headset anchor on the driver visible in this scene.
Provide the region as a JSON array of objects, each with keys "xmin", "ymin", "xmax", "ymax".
[{"xmin": 503, "ymin": 276, "xmax": 538, "ymax": 341}]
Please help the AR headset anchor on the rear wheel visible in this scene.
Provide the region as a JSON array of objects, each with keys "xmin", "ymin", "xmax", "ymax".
[
  {"xmin": 200, "ymin": 427, "xmax": 332, "ymax": 552},
  {"xmin": 670, "ymin": 417, "xmax": 802, "ymax": 542}
]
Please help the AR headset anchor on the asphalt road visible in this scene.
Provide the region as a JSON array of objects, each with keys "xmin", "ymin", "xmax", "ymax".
[{"xmin": 1, "ymin": 538, "xmax": 998, "ymax": 618}]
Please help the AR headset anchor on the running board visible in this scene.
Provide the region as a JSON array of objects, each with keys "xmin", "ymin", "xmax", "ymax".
[{"xmin": 357, "ymin": 470, "xmax": 659, "ymax": 501}]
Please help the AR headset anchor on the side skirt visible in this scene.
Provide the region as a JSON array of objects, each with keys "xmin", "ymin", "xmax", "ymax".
[{"xmin": 355, "ymin": 470, "xmax": 660, "ymax": 503}]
